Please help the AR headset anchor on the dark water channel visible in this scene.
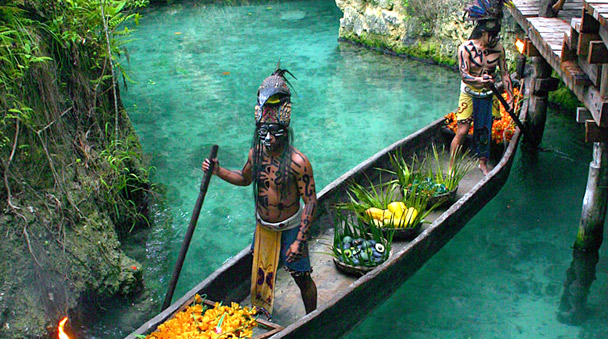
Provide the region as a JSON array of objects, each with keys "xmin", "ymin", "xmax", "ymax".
[{"xmin": 87, "ymin": 0, "xmax": 607, "ymax": 338}]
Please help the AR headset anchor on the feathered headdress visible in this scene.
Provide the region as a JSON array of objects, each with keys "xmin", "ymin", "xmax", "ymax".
[
  {"xmin": 464, "ymin": 0, "xmax": 512, "ymax": 22},
  {"xmin": 255, "ymin": 61, "xmax": 296, "ymax": 126}
]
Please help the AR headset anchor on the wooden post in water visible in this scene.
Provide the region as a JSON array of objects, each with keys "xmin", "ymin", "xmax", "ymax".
[
  {"xmin": 574, "ymin": 142, "xmax": 607, "ymax": 252},
  {"xmin": 558, "ymin": 142, "xmax": 607, "ymax": 323},
  {"xmin": 525, "ymin": 56, "xmax": 556, "ymax": 147}
]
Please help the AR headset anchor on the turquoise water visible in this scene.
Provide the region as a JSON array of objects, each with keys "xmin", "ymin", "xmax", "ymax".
[
  {"xmin": 343, "ymin": 111, "xmax": 608, "ymax": 338},
  {"xmin": 96, "ymin": 0, "xmax": 606, "ymax": 338}
]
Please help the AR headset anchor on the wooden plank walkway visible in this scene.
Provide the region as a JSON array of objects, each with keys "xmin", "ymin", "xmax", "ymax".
[{"xmin": 509, "ymin": 0, "xmax": 608, "ymax": 127}]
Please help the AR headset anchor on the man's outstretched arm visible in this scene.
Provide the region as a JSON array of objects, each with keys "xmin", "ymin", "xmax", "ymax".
[{"xmin": 202, "ymin": 148, "xmax": 253, "ymax": 186}]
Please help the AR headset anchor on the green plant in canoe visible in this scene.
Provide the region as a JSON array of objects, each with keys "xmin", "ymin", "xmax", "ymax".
[
  {"xmin": 330, "ymin": 210, "xmax": 393, "ymax": 267},
  {"xmin": 388, "ymin": 144, "xmax": 475, "ymax": 200},
  {"xmin": 426, "ymin": 144, "xmax": 475, "ymax": 191}
]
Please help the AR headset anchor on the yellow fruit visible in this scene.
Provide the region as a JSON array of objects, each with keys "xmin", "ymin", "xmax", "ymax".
[
  {"xmin": 403, "ymin": 207, "xmax": 418, "ymax": 226},
  {"xmin": 365, "ymin": 207, "xmax": 390, "ymax": 220},
  {"xmin": 382, "ymin": 218, "xmax": 394, "ymax": 228},
  {"xmin": 387, "ymin": 202, "xmax": 406, "ymax": 218},
  {"xmin": 382, "ymin": 215, "xmax": 405, "ymax": 228},
  {"xmin": 372, "ymin": 219, "xmax": 384, "ymax": 227}
]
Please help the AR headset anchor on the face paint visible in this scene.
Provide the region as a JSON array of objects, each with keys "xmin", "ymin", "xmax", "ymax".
[
  {"xmin": 258, "ymin": 124, "xmax": 286, "ymax": 138},
  {"xmin": 258, "ymin": 124, "xmax": 287, "ymax": 150}
]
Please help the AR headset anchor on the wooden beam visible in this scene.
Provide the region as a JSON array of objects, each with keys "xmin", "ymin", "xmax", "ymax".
[
  {"xmin": 571, "ymin": 17, "xmax": 581, "ymax": 33},
  {"xmin": 581, "ymin": 10, "xmax": 600, "ymax": 33},
  {"xmin": 577, "ymin": 32, "xmax": 601, "ymax": 56},
  {"xmin": 588, "ymin": 41, "xmax": 608, "ymax": 64},
  {"xmin": 561, "ymin": 34, "xmax": 577, "ymax": 62},
  {"xmin": 570, "ymin": 28, "xmax": 580, "ymax": 53},
  {"xmin": 578, "ymin": 55, "xmax": 603, "ymax": 87},
  {"xmin": 561, "ymin": 60, "xmax": 591, "ymax": 86},
  {"xmin": 584, "ymin": 87, "xmax": 608, "ymax": 127},
  {"xmin": 525, "ymin": 38, "xmax": 540, "ymax": 57},
  {"xmin": 601, "ymin": 67, "xmax": 608, "ymax": 99},
  {"xmin": 600, "ymin": 25, "xmax": 608, "ymax": 49},
  {"xmin": 534, "ymin": 77, "xmax": 561, "ymax": 94},
  {"xmin": 577, "ymin": 107, "xmax": 593, "ymax": 123},
  {"xmin": 585, "ymin": 120, "xmax": 608, "ymax": 142}
]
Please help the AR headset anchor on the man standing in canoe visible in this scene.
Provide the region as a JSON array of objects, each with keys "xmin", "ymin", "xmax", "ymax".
[
  {"xmin": 202, "ymin": 64, "xmax": 318, "ymax": 315},
  {"xmin": 450, "ymin": 0, "xmax": 514, "ymax": 175}
]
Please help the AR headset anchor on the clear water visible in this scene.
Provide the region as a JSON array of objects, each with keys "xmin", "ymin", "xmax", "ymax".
[
  {"xmin": 95, "ymin": 0, "xmax": 606, "ymax": 338},
  {"xmin": 343, "ymin": 111, "xmax": 608, "ymax": 339}
]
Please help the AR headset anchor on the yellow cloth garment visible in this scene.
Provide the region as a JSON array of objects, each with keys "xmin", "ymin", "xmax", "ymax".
[{"xmin": 250, "ymin": 223, "xmax": 281, "ymax": 314}]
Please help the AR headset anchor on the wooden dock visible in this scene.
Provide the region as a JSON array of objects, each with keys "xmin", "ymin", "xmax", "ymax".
[{"xmin": 509, "ymin": 0, "xmax": 608, "ymax": 132}]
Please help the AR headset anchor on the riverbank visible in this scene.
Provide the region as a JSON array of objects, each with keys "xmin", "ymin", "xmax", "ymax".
[{"xmin": 0, "ymin": 1, "xmax": 152, "ymax": 337}]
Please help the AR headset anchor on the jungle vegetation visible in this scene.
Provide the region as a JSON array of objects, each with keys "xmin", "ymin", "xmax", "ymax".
[{"xmin": 0, "ymin": 0, "xmax": 152, "ymax": 337}]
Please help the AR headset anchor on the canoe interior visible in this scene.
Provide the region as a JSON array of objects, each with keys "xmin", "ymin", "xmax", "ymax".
[{"xmin": 127, "ymin": 86, "xmax": 527, "ymax": 339}]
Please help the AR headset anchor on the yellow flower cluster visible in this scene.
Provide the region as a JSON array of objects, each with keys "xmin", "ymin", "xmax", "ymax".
[{"xmin": 146, "ymin": 295, "xmax": 258, "ymax": 339}]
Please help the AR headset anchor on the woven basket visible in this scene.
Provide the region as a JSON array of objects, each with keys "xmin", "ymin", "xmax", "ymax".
[
  {"xmin": 333, "ymin": 250, "xmax": 392, "ymax": 277},
  {"xmin": 404, "ymin": 185, "xmax": 458, "ymax": 208},
  {"xmin": 378, "ymin": 222, "xmax": 422, "ymax": 241}
]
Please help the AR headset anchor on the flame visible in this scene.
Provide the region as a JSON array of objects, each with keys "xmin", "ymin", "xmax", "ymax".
[
  {"xmin": 58, "ymin": 317, "xmax": 71, "ymax": 339},
  {"xmin": 515, "ymin": 39, "xmax": 525, "ymax": 54}
]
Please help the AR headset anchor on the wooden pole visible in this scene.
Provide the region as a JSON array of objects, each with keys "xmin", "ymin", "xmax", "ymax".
[
  {"xmin": 525, "ymin": 56, "xmax": 552, "ymax": 147},
  {"xmin": 558, "ymin": 142, "xmax": 607, "ymax": 323},
  {"xmin": 574, "ymin": 142, "xmax": 608, "ymax": 252},
  {"xmin": 162, "ymin": 145, "xmax": 219, "ymax": 311}
]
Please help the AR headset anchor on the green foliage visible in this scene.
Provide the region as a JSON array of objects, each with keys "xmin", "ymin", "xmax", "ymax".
[
  {"xmin": 401, "ymin": 0, "xmax": 463, "ymax": 35},
  {"xmin": 427, "ymin": 144, "xmax": 474, "ymax": 191},
  {"xmin": 548, "ymin": 78, "xmax": 582, "ymax": 113},
  {"xmin": 387, "ymin": 144, "xmax": 473, "ymax": 194},
  {"xmin": 0, "ymin": 0, "xmax": 151, "ymax": 230},
  {"xmin": 337, "ymin": 176, "xmax": 397, "ymax": 215},
  {"xmin": 99, "ymin": 130, "xmax": 154, "ymax": 233}
]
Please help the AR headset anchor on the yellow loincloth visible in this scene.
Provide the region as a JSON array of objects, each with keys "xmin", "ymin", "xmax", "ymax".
[
  {"xmin": 250, "ymin": 224, "xmax": 281, "ymax": 314},
  {"xmin": 250, "ymin": 206, "xmax": 302, "ymax": 314},
  {"xmin": 456, "ymin": 82, "xmax": 501, "ymax": 122}
]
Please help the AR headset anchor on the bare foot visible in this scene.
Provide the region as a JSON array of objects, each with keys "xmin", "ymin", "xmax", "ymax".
[{"xmin": 478, "ymin": 162, "xmax": 489, "ymax": 175}]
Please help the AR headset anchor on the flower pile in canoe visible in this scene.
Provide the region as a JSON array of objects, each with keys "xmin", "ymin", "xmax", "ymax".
[{"xmin": 144, "ymin": 295, "xmax": 258, "ymax": 339}]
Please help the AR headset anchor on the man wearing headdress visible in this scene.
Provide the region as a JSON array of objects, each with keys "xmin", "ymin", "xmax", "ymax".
[
  {"xmin": 202, "ymin": 65, "xmax": 317, "ymax": 315},
  {"xmin": 450, "ymin": 0, "xmax": 514, "ymax": 175}
]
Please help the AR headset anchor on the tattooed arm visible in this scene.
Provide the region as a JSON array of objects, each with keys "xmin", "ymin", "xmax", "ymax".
[
  {"xmin": 202, "ymin": 148, "xmax": 253, "ymax": 186},
  {"xmin": 286, "ymin": 149, "xmax": 318, "ymax": 263}
]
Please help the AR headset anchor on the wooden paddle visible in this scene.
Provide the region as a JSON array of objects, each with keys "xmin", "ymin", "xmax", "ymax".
[
  {"xmin": 162, "ymin": 144, "xmax": 219, "ymax": 311},
  {"xmin": 488, "ymin": 82, "xmax": 530, "ymax": 139}
]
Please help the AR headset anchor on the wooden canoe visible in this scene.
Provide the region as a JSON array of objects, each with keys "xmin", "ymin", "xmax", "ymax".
[{"xmin": 126, "ymin": 79, "xmax": 528, "ymax": 339}]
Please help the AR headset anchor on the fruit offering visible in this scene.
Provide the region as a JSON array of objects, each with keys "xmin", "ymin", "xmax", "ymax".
[
  {"xmin": 145, "ymin": 295, "xmax": 258, "ymax": 339},
  {"xmin": 336, "ymin": 236, "xmax": 388, "ymax": 267},
  {"xmin": 365, "ymin": 202, "xmax": 418, "ymax": 229}
]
